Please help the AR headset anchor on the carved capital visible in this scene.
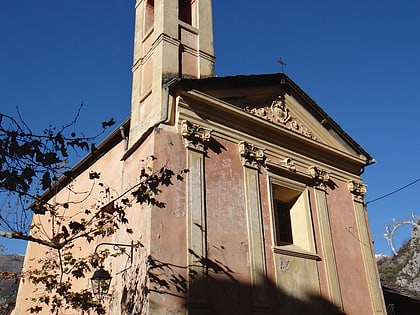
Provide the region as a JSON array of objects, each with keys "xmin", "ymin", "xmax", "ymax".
[
  {"xmin": 239, "ymin": 141, "xmax": 266, "ymax": 169},
  {"xmin": 348, "ymin": 180, "xmax": 367, "ymax": 202},
  {"xmin": 181, "ymin": 120, "xmax": 212, "ymax": 152},
  {"xmin": 308, "ymin": 166, "xmax": 330, "ymax": 191}
]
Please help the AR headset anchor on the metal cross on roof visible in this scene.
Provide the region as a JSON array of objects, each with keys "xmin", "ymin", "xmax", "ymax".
[{"xmin": 278, "ymin": 58, "xmax": 287, "ymax": 73}]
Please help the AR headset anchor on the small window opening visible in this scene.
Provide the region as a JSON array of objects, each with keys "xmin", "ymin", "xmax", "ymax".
[
  {"xmin": 179, "ymin": 0, "xmax": 192, "ymax": 25},
  {"xmin": 272, "ymin": 185, "xmax": 301, "ymax": 246},
  {"xmin": 144, "ymin": 0, "xmax": 154, "ymax": 32},
  {"xmin": 274, "ymin": 201, "xmax": 294, "ymax": 244}
]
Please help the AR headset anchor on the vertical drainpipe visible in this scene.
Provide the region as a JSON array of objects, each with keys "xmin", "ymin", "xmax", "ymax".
[{"xmin": 154, "ymin": 78, "xmax": 181, "ymax": 128}]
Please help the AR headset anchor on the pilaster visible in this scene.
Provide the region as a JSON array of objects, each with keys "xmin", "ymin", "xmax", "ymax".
[
  {"xmin": 309, "ymin": 166, "xmax": 343, "ymax": 310},
  {"xmin": 239, "ymin": 141, "xmax": 270, "ymax": 314},
  {"xmin": 348, "ymin": 180, "xmax": 386, "ymax": 314},
  {"xmin": 182, "ymin": 120, "xmax": 211, "ymax": 312}
]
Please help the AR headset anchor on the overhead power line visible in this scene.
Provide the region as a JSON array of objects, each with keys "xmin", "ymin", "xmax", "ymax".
[{"xmin": 366, "ymin": 177, "xmax": 420, "ymax": 205}]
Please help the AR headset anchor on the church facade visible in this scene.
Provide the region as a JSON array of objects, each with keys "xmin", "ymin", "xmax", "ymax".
[{"xmin": 16, "ymin": 1, "xmax": 386, "ymax": 314}]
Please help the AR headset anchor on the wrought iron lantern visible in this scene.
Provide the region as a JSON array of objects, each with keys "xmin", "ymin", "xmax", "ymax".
[
  {"xmin": 90, "ymin": 266, "xmax": 112, "ymax": 300},
  {"xmin": 90, "ymin": 241, "xmax": 136, "ymax": 300}
]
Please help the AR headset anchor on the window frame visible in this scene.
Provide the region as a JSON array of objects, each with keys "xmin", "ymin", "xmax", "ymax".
[
  {"xmin": 268, "ymin": 174, "xmax": 317, "ymax": 256},
  {"xmin": 178, "ymin": 0, "xmax": 197, "ymax": 26}
]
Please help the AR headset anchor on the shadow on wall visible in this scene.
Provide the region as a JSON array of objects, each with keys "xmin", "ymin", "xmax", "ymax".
[
  {"xmin": 203, "ymin": 275, "xmax": 343, "ymax": 315},
  {"xmin": 120, "ymin": 252, "xmax": 344, "ymax": 315}
]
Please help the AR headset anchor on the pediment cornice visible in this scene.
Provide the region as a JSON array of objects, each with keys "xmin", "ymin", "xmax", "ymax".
[{"xmin": 177, "ymin": 89, "xmax": 368, "ymax": 174}]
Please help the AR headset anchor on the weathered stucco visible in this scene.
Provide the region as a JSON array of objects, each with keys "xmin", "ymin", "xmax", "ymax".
[{"xmin": 16, "ymin": 1, "xmax": 385, "ymax": 314}]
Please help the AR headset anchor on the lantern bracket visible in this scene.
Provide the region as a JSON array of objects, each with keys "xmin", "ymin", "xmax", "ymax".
[{"xmin": 94, "ymin": 240, "xmax": 136, "ymax": 264}]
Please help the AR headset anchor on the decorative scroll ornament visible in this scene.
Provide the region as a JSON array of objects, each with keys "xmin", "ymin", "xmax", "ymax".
[
  {"xmin": 181, "ymin": 120, "xmax": 212, "ymax": 152},
  {"xmin": 347, "ymin": 180, "xmax": 367, "ymax": 202},
  {"xmin": 245, "ymin": 96, "xmax": 317, "ymax": 141},
  {"xmin": 283, "ymin": 158, "xmax": 297, "ymax": 172},
  {"xmin": 239, "ymin": 141, "xmax": 266, "ymax": 169},
  {"xmin": 308, "ymin": 166, "xmax": 330, "ymax": 191}
]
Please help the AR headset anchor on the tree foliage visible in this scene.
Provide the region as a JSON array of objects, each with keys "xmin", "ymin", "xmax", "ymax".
[
  {"xmin": 0, "ymin": 106, "xmax": 112, "ymax": 240},
  {"xmin": 0, "ymin": 109, "xmax": 187, "ymax": 314}
]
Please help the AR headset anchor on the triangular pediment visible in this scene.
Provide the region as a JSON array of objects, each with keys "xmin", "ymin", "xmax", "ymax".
[
  {"xmin": 244, "ymin": 93, "xmax": 359, "ymax": 157},
  {"xmin": 177, "ymin": 73, "xmax": 372, "ymax": 162}
]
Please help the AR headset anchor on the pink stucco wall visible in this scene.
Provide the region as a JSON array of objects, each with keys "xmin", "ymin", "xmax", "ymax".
[{"xmin": 17, "ymin": 125, "xmax": 382, "ymax": 314}]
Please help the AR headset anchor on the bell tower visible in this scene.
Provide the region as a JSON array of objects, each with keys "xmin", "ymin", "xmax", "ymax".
[{"xmin": 129, "ymin": 0, "xmax": 215, "ymax": 145}]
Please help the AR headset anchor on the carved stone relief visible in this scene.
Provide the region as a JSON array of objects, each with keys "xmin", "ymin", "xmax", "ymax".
[
  {"xmin": 238, "ymin": 141, "xmax": 266, "ymax": 169},
  {"xmin": 245, "ymin": 96, "xmax": 317, "ymax": 141},
  {"xmin": 348, "ymin": 180, "xmax": 367, "ymax": 202},
  {"xmin": 271, "ymin": 95, "xmax": 291, "ymax": 123},
  {"xmin": 283, "ymin": 158, "xmax": 297, "ymax": 172},
  {"xmin": 280, "ymin": 260, "xmax": 291, "ymax": 271},
  {"xmin": 308, "ymin": 166, "xmax": 330, "ymax": 191},
  {"xmin": 181, "ymin": 120, "xmax": 212, "ymax": 152}
]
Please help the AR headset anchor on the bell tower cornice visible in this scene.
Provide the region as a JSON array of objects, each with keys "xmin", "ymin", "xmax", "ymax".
[{"xmin": 129, "ymin": 0, "xmax": 215, "ymax": 147}]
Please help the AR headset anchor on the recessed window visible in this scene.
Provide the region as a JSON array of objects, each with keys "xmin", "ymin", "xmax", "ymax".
[
  {"xmin": 179, "ymin": 0, "xmax": 196, "ymax": 26},
  {"xmin": 272, "ymin": 185, "xmax": 301, "ymax": 246},
  {"xmin": 270, "ymin": 178, "xmax": 315, "ymax": 253},
  {"xmin": 144, "ymin": 0, "xmax": 154, "ymax": 32}
]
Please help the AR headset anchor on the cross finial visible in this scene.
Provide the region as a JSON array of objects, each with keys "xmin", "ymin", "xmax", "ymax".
[{"xmin": 278, "ymin": 58, "xmax": 287, "ymax": 73}]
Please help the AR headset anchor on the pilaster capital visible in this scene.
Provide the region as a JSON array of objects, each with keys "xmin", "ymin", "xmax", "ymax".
[
  {"xmin": 239, "ymin": 141, "xmax": 266, "ymax": 169},
  {"xmin": 348, "ymin": 180, "xmax": 367, "ymax": 203},
  {"xmin": 308, "ymin": 166, "xmax": 330, "ymax": 191},
  {"xmin": 181, "ymin": 120, "xmax": 212, "ymax": 152}
]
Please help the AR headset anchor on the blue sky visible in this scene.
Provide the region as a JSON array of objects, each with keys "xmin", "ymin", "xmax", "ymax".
[{"xmin": 1, "ymin": 0, "xmax": 420, "ymax": 255}]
